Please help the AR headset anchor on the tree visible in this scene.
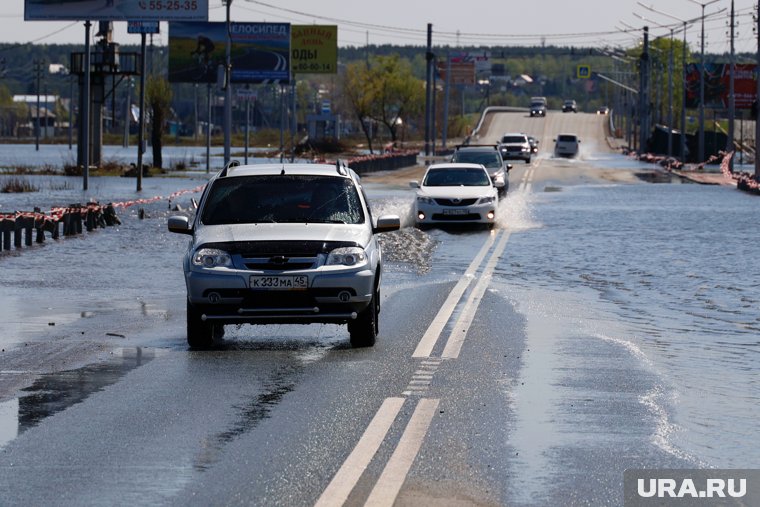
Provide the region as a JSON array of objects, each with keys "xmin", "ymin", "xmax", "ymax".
[
  {"xmin": 342, "ymin": 61, "xmax": 376, "ymax": 153},
  {"xmin": 341, "ymin": 55, "xmax": 425, "ymax": 152},
  {"xmin": 365, "ymin": 55, "xmax": 425, "ymax": 143},
  {"xmin": 146, "ymin": 75, "xmax": 172, "ymax": 169}
]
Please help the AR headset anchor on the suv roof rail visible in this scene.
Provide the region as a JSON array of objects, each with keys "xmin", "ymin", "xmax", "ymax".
[
  {"xmin": 219, "ymin": 159, "xmax": 241, "ymax": 178},
  {"xmin": 455, "ymin": 143, "xmax": 498, "ymax": 149},
  {"xmin": 335, "ymin": 159, "xmax": 348, "ymax": 176}
]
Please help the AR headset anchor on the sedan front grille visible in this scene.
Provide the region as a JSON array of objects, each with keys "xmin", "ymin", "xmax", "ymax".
[{"xmin": 434, "ymin": 198, "xmax": 477, "ymax": 206}]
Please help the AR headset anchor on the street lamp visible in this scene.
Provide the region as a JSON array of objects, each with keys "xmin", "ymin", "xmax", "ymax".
[
  {"xmin": 637, "ymin": 2, "xmax": 694, "ymax": 164},
  {"xmin": 687, "ymin": 0, "xmax": 721, "ymax": 164},
  {"xmin": 634, "ymin": 13, "xmax": 676, "ymax": 157}
]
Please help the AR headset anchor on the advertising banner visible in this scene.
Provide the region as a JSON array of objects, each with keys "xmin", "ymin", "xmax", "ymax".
[
  {"xmin": 169, "ymin": 22, "xmax": 290, "ymax": 84},
  {"xmin": 291, "ymin": 25, "xmax": 338, "ymax": 74},
  {"xmin": 25, "ymin": 0, "xmax": 208, "ymax": 21},
  {"xmin": 685, "ymin": 63, "xmax": 756, "ymax": 109}
]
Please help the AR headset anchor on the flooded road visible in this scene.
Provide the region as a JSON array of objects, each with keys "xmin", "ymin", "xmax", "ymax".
[{"xmin": 0, "ymin": 119, "xmax": 758, "ymax": 505}]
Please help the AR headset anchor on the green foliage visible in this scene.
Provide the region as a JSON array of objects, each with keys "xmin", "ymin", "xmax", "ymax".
[{"xmin": 341, "ymin": 55, "xmax": 424, "ymax": 150}]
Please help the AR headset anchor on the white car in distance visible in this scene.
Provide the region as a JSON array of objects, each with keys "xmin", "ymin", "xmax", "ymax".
[{"xmin": 410, "ymin": 163, "xmax": 499, "ymax": 228}]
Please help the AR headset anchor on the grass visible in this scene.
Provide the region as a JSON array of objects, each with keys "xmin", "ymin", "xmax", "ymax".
[{"xmin": 1, "ymin": 177, "xmax": 39, "ymax": 193}]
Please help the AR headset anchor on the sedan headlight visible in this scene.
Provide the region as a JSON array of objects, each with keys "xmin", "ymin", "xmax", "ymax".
[
  {"xmin": 478, "ymin": 196, "xmax": 495, "ymax": 204},
  {"xmin": 192, "ymin": 248, "xmax": 232, "ymax": 268},
  {"xmin": 416, "ymin": 196, "xmax": 435, "ymax": 205},
  {"xmin": 327, "ymin": 247, "xmax": 367, "ymax": 266}
]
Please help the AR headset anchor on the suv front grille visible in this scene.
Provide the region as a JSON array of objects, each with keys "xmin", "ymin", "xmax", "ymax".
[
  {"xmin": 202, "ymin": 240, "xmax": 358, "ymax": 257},
  {"xmin": 243, "ymin": 259, "xmax": 317, "ymax": 271}
]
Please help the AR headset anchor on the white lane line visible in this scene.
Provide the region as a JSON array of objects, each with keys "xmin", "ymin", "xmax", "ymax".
[
  {"xmin": 364, "ymin": 398, "xmax": 440, "ymax": 507},
  {"xmin": 314, "ymin": 397, "xmax": 405, "ymax": 507},
  {"xmin": 412, "ymin": 232, "xmax": 499, "ymax": 358},
  {"xmin": 441, "ymin": 229, "xmax": 512, "ymax": 359}
]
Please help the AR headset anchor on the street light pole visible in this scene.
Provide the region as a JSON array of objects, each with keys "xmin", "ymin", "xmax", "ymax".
[
  {"xmin": 223, "ymin": 0, "xmax": 232, "ymax": 166},
  {"xmin": 636, "ymin": 3, "xmax": 692, "ymax": 163},
  {"xmin": 688, "ymin": 0, "xmax": 720, "ymax": 164}
]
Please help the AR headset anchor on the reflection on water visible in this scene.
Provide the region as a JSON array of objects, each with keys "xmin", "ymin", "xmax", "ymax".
[{"xmin": 0, "ymin": 348, "xmax": 155, "ymax": 449}]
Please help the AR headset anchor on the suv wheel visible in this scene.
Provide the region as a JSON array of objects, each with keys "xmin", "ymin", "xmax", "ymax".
[
  {"xmin": 348, "ymin": 285, "xmax": 378, "ymax": 348},
  {"xmin": 186, "ymin": 300, "xmax": 221, "ymax": 349}
]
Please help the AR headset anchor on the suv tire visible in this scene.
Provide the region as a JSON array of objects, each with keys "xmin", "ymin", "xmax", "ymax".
[
  {"xmin": 187, "ymin": 300, "xmax": 220, "ymax": 349},
  {"xmin": 348, "ymin": 285, "xmax": 378, "ymax": 348}
]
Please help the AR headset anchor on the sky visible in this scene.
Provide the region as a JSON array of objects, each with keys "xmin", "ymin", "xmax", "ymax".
[{"xmin": 0, "ymin": 0, "xmax": 757, "ymax": 55}]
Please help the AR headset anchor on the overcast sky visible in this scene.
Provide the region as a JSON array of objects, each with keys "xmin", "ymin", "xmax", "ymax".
[{"xmin": 1, "ymin": 0, "xmax": 755, "ymax": 54}]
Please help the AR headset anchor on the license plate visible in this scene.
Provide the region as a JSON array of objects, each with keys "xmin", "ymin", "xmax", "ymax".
[
  {"xmin": 443, "ymin": 209, "xmax": 468, "ymax": 215},
  {"xmin": 250, "ymin": 275, "xmax": 308, "ymax": 290}
]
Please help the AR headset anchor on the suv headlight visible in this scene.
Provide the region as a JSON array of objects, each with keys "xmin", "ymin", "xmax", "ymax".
[
  {"xmin": 416, "ymin": 196, "xmax": 435, "ymax": 205},
  {"xmin": 192, "ymin": 248, "xmax": 232, "ymax": 268},
  {"xmin": 478, "ymin": 196, "xmax": 495, "ymax": 204},
  {"xmin": 327, "ymin": 247, "xmax": 367, "ymax": 266}
]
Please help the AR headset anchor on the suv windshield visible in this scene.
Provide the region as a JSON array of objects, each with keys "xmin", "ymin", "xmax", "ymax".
[
  {"xmin": 201, "ymin": 175, "xmax": 365, "ymax": 225},
  {"xmin": 501, "ymin": 136, "xmax": 526, "ymax": 144},
  {"xmin": 558, "ymin": 135, "xmax": 577, "ymax": 142},
  {"xmin": 451, "ymin": 150, "xmax": 502, "ymax": 169},
  {"xmin": 423, "ymin": 168, "xmax": 491, "ymax": 187}
]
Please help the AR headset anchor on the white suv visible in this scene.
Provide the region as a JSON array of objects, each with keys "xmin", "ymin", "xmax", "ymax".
[
  {"xmin": 168, "ymin": 162, "xmax": 400, "ymax": 349},
  {"xmin": 554, "ymin": 133, "xmax": 581, "ymax": 158}
]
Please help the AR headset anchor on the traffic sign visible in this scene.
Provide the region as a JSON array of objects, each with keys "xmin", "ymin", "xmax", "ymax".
[
  {"xmin": 577, "ymin": 64, "xmax": 591, "ymax": 79},
  {"xmin": 128, "ymin": 21, "xmax": 160, "ymax": 34}
]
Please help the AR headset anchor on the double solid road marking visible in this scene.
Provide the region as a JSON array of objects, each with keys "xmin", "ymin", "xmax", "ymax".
[{"xmin": 316, "ymin": 168, "xmax": 536, "ymax": 506}]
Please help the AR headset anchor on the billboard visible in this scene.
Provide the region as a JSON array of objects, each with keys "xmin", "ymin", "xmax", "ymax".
[
  {"xmin": 25, "ymin": 0, "xmax": 208, "ymax": 21},
  {"xmin": 291, "ymin": 25, "xmax": 337, "ymax": 74},
  {"xmin": 169, "ymin": 22, "xmax": 290, "ymax": 84},
  {"xmin": 685, "ymin": 63, "xmax": 757, "ymax": 109},
  {"xmin": 436, "ymin": 61, "xmax": 475, "ymax": 85}
]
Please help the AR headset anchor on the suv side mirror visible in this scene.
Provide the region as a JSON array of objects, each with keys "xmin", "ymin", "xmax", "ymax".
[
  {"xmin": 168, "ymin": 216, "xmax": 193, "ymax": 235},
  {"xmin": 409, "ymin": 181, "xmax": 420, "ymax": 189},
  {"xmin": 505, "ymin": 163, "xmax": 513, "ymax": 171},
  {"xmin": 374, "ymin": 215, "xmax": 401, "ymax": 233}
]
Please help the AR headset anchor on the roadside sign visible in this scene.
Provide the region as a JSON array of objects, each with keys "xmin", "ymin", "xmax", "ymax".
[
  {"xmin": 437, "ymin": 61, "xmax": 475, "ymax": 85},
  {"xmin": 237, "ymin": 88, "xmax": 257, "ymax": 101},
  {"xmin": 128, "ymin": 21, "xmax": 160, "ymax": 35},
  {"xmin": 25, "ymin": 0, "xmax": 208, "ymax": 21},
  {"xmin": 169, "ymin": 22, "xmax": 291, "ymax": 84},
  {"xmin": 577, "ymin": 64, "xmax": 591, "ymax": 79},
  {"xmin": 291, "ymin": 25, "xmax": 338, "ymax": 74}
]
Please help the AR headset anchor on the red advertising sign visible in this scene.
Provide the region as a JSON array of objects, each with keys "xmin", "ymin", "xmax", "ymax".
[{"xmin": 685, "ymin": 63, "xmax": 756, "ymax": 109}]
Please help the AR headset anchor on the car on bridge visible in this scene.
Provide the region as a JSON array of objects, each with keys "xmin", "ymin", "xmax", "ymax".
[
  {"xmin": 562, "ymin": 99, "xmax": 578, "ymax": 113},
  {"xmin": 450, "ymin": 144, "xmax": 510, "ymax": 196},
  {"xmin": 167, "ymin": 162, "xmax": 401, "ymax": 349},
  {"xmin": 529, "ymin": 101, "xmax": 546, "ymax": 117},
  {"xmin": 554, "ymin": 133, "xmax": 581, "ymax": 158},
  {"xmin": 498, "ymin": 133, "xmax": 532, "ymax": 164},
  {"xmin": 411, "ymin": 163, "xmax": 499, "ymax": 228}
]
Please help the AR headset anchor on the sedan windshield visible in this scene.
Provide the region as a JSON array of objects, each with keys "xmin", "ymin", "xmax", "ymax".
[
  {"xmin": 201, "ymin": 175, "xmax": 365, "ymax": 225},
  {"xmin": 451, "ymin": 151, "xmax": 502, "ymax": 169},
  {"xmin": 423, "ymin": 168, "xmax": 491, "ymax": 187}
]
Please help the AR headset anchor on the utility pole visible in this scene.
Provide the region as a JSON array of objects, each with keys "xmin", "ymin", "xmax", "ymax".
[
  {"xmin": 424, "ymin": 23, "xmax": 433, "ymax": 157},
  {"xmin": 638, "ymin": 26, "xmax": 649, "ymax": 155},
  {"xmin": 137, "ymin": 32, "xmax": 147, "ymax": 192},
  {"xmin": 83, "ymin": 20, "xmax": 91, "ymax": 191},
  {"xmin": 688, "ymin": 0, "xmax": 721, "ymax": 163},
  {"xmin": 727, "ymin": 0, "xmax": 735, "ymax": 171},
  {"xmin": 224, "ymin": 0, "xmax": 233, "ymax": 166},
  {"xmin": 756, "ymin": 1, "xmax": 760, "ymax": 178},
  {"xmin": 34, "ymin": 59, "xmax": 43, "ymax": 152}
]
